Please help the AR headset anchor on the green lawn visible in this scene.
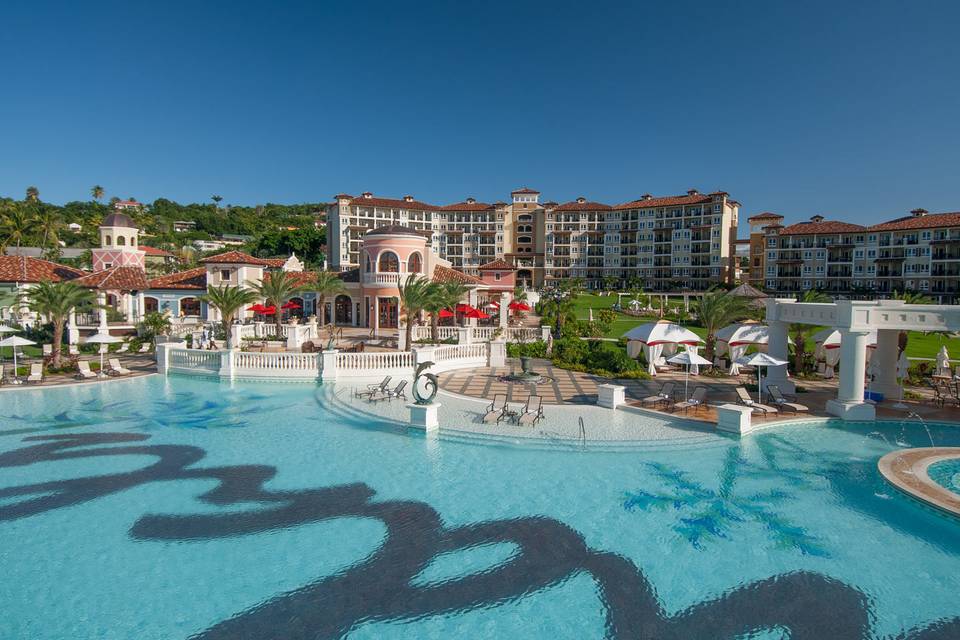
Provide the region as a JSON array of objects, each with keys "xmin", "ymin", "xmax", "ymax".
[
  {"xmin": 569, "ymin": 293, "xmax": 957, "ymax": 360},
  {"xmin": 0, "ymin": 346, "xmax": 43, "ymax": 358}
]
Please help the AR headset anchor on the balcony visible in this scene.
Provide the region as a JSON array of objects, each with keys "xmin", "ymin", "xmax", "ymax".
[{"xmin": 363, "ymin": 271, "xmax": 402, "ymax": 286}]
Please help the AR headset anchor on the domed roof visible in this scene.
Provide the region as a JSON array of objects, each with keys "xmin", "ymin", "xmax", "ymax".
[
  {"xmin": 101, "ymin": 212, "xmax": 136, "ymax": 228},
  {"xmin": 365, "ymin": 225, "xmax": 427, "ymax": 239}
]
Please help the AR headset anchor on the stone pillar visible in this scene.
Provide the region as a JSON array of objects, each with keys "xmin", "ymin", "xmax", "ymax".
[
  {"xmin": 872, "ymin": 328, "xmax": 900, "ymax": 398},
  {"xmin": 254, "ymin": 320, "xmax": 265, "ymax": 339},
  {"xmin": 827, "ymin": 329, "xmax": 875, "ymax": 420},
  {"xmin": 307, "ymin": 315, "xmax": 318, "ymax": 340},
  {"xmin": 156, "ymin": 343, "xmax": 172, "ymax": 375},
  {"xmin": 540, "ymin": 325, "xmax": 551, "ymax": 342},
  {"xmin": 373, "ymin": 297, "xmax": 380, "ymax": 337},
  {"xmin": 597, "ymin": 384, "xmax": 625, "ymax": 409},
  {"xmin": 320, "ymin": 349, "xmax": 339, "ymax": 381},
  {"xmin": 218, "ymin": 348, "xmax": 235, "ymax": 380},
  {"xmin": 137, "ymin": 292, "xmax": 145, "ymax": 322},
  {"xmin": 488, "ymin": 339, "xmax": 506, "ymax": 368},
  {"xmin": 230, "ymin": 324, "xmax": 243, "ymax": 349},
  {"xmin": 716, "ymin": 404, "xmax": 758, "ymax": 435},
  {"xmin": 286, "ymin": 323, "xmax": 303, "ymax": 351},
  {"xmin": 68, "ymin": 308, "xmax": 79, "ymax": 345},
  {"xmin": 456, "ymin": 326, "xmax": 471, "ymax": 345},
  {"xmin": 764, "ymin": 319, "xmax": 794, "ymax": 393},
  {"xmin": 467, "ymin": 289, "xmax": 479, "ymax": 327},
  {"xmin": 413, "ymin": 345, "xmax": 436, "ymax": 369},
  {"xmin": 398, "ymin": 321, "xmax": 407, "ymax": 351},
  {"xmin": 98, "ymin": 292, "xmax": 108, "ymax": 331},
  {"xmin": 499, "ymin": 292, "xmax": 511, "ymax": 329}
]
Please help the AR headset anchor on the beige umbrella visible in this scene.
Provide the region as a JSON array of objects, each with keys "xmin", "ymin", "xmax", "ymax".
[
  {"xmin": 0, "ymin": 335, "xmax": 36, "ymax": 385},
  {"xmin": 86, "ymin": 333, "xmax": 123, "ymax": 378}
]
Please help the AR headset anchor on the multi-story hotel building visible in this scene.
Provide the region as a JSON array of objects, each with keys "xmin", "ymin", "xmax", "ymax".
[
  {"xmin": 749, "ymin": 208, "xmax": 960, "ymax": 302},
  {"xmin": 326, "ymin": 187, "xmax": 740, "ymax": 290}
]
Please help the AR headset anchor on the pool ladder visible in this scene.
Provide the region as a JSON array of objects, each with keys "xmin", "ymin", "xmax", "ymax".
[{"xmin": 578, "ymin": 417, "xmax": 586, "ymax": 447}]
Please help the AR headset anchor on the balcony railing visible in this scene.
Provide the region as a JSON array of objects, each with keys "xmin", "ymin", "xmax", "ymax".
[{"xmin": 362, "ymin": 272, "xmax": 402, "ymax": 285}]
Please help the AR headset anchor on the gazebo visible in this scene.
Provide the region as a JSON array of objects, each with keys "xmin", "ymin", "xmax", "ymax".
[{"xmin": 728, "ymin": 282, "xmax": 768, "ymax": 309}]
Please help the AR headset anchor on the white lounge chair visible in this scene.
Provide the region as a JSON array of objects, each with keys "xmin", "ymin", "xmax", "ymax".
[
  {"xmin": 517, "ymin": 395, "xmax": 544, "ymax": 426},
  {"xmin": 376, "ymin": 380, "xmax": 407, "ymax": 402},
  {"xmin": 735, "ymin": 386, "xmax": 778, "ymax": 416},
  {"xmin": 108, "ymin": 358, "xmax": 132, "ymax": 376},
  {"xmin": 355, "ymin": 376, "xmax": 391, "ymax": 399},
  {"xmin": 75, "ymin": 360, "xmax": 97, "ymax": 380},
  {"xmin": 138, "ymin": 343, "xmax": 151, "ymax": 353},
  {"xmin": 27, "ymin": 363, "xmax": 43, "ymax": 384},
  {"xmin": 483, "ymin": 394, "xmax": 508, "ymax": 423},
  {"xmin": 116, "ymin": 343, "xmax": 130, "ymax": 354}
]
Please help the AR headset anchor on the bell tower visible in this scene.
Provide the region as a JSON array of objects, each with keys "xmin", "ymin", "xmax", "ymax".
[{"xmin": 92, "ymin": 212, "xmax": 146, "ymax": 271}]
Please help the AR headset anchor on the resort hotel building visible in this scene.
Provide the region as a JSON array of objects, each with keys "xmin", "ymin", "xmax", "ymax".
[
  {"xmin": 747, "ymin": 208, "xmax": 960, "ymax": 302},
  {"xmin": 326, "ymin": 188, "xmax": 741, "ymax": 290}
]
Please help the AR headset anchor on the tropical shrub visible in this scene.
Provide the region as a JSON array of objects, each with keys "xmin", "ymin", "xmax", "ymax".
[
  {"xmin": 506, "ymin": 340, "xmax": 547, "ymax": 358},
  {"xmin": 586, "ymin": 341, "xmax": 640, "ymax": 374},
  {"xmin": 552, "ymin": 337, "xmax": 589, "ymax": 363}
]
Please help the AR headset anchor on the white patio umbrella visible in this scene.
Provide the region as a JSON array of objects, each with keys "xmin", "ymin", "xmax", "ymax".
[
  {"xmin": 667, "ymin": 347, "xmax": 713, "ymax": 401},
  {"xmin": 893, "ymin": 351, "xmax": 911, "ymax": 409},
  {"xmin": 735, "ymin": 352, "xmax": 789, "ymax": 403},
  {"xmin": 0, "ymin": 325, "xmax": 16, "ymax": 363},
  {"xmin": 623, "ymin": 320, "xmax": 702, "ymax": 376},
  {"xmin": 0, "ymin": 335, "xmax": 36, "ymax": 384},
  {"xmin": 936, "ymin": 345, "xmax": 951, "ymax": 377},
  {"xmin": 86, "ymin": 333, "xmax": 123, "ymax": 378}
]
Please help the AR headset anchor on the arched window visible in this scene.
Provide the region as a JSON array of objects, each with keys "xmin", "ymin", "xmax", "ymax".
[
  {"xmin": 131, "ymin": 236, "xmax": 137, "ymax": 246},
  {"xmin": 407, "ymin": 252, "xmax": 422, "ymax": 274},
  {"xmin": 180, "ymin": 297, "xmax": 200, "ymax": 317},
  {"xmin": 518, "ymin": 214, "xmax": 532, "ymax": 222},
  {"xmin": 518, "ymin": 236, "xmax": 532, "ymax": 244},
  {"xmin": 117, "ymin": 236, "xmax": 126, "ymax": 246},
  {"xmin": 104, "ymin": 235, "xmax": 112, "ymax": 246},
  {"xmin": 378, "ymin": 251, "xmax": 399, "ymax": 272}
]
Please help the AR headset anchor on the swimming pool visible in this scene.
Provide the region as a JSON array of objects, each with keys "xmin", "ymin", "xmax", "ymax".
[
  {"xmin": 1, "ymin": 375, "xmax": 959, "ymax": 639},
  {"xmin": 928, "ymin": 458, "xmax": 960, "ymax": 496}
]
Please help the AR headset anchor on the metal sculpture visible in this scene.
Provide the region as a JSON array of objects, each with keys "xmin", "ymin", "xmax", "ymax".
[{"xmin": 412, "ymin": 360, "xmax": 438, "ymax": 405}]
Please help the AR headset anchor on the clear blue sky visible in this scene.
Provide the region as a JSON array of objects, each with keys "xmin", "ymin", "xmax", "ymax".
[{"xmin": 2, "ymin": 0, "xmax": 958, "ymax": 231}]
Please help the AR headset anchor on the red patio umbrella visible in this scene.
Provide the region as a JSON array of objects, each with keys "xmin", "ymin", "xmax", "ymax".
[
  {"xmin": 438, "ymin": 309, "xmax": 455, "ymax": 318},
  {"xmin": 281, "ymin": 301, "xmax": 302, "ymax": 310},
  {"xmin": 261, "ymin": 306, "xmax": 277, "ymax": 315},
  {"xmin": 509, "ymin": 301, "xmax": 531, "ymax": 311},
  {"xmin": 247, "ymin": 304, "xmax": 265, "ymax": 312},
  {"xmin": 464, "ymin": 308, "xmax": 490, "ymax": 320},
  {"xmin": 456, "ymin": 303, "xmax": 473, "ymax": 312}
]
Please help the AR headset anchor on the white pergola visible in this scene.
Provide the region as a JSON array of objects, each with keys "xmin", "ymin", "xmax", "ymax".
[{"xmin": 765, "ymin": 298, "xmax": 960, "ymax": 420}]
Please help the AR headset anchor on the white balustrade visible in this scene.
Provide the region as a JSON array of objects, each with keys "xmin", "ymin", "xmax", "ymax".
[
  {"xmin": 362, "ymin": 272, "xmax": 402, "ymax": 285},
  {"xmin": 233, "ymin": 351, "xmax": 320, "ymax": 378},
  {"xmin": 168, "ymin": 348, "xmax": 222, "ymax": 374},
  {"xmin": 335, "ymin": 351, "xmax": 415, "ymax": 378}
]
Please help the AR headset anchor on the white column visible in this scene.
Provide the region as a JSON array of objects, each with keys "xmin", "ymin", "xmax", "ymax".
[
  {"xmin": 468, "ymin": 289, "xmax": 479, "ymax": 327},
  {"xmin": 68, "ymin": 308, "xmax": 79, "ymax": 345},
  {"xmin": 763, "ymin": 319, "xmax": 794, "ymax": 393},
  {"xmin": 827, "ymin": 329, "xmax": 875, "ymax": 420},
  {"xmin": 499, "ymin": 292, "xmax": 511, "ymax": 329},
  {"xmin": 98, "ymin": 292, "xmax": 108, "ymax": 331},
  {"xmin": 123, "ymin": 293, "xmax": 134, "ymax": 322},
  {"xmin": 872, "ymin": 328, "xmax": 900, "ymax": 398},
  {"xmin": 373, "ymin": 297, "xmax": 380, "ymax": 337},
  {"xmin": 137, "ymin": 292, "xmax": 145, "ymax": 321}
]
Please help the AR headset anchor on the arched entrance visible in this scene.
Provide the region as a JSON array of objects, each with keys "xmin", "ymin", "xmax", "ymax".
[
  {"xmin": 335, "ymin": 295, "xmax": 353, "ymax": 324},
  {"xmin": 179, "ymin": 297, "xmax": 200, "ymax": 317},
  {"xmin": 517, "ymin": 269, "xmax": 533, "ymax": 288},
  {"xmin": 143, "ymin": 297, "xmax": 159, "ymax": 314},
  {"xmin": 287, "ymin": 296, "xmax": 304, "ymax": 320}
]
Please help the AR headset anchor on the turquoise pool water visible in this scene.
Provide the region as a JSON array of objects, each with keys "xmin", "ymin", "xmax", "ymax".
[
  {"xmin": 2, "ymin": 375, "xmax": 959, "ymax": 639},
  {"xmin": 928, "ymin": 458, "xmax": 960, "ymax": 495}
]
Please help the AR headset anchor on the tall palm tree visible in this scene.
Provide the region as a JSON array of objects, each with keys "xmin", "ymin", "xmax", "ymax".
[
  {"xmin": 90, "ymin": 185, "xmax": 104, "ymax": 202},
  {"xmin": 37, "ymin": 207, "xmax": 61, "ymax": 253},
  {"xmin": 397, "ymin": 275, "xmax": 434, "ymax": 351},
  {"xmin": 0, "ymin": 201, "xmax": 35, "ymax": 252},
  {"xmin": 791, "ymin": 290, "xmax": 831, "ymax": 372},
  {"xmin": 247, "ymin": 270, "xmax": 306, "ymax": 337},
  {"xmin": 19, "ymin": 281, "xmax": 95, "ymax": 368},
  {"xmin": 25, "ymin": 186, "xmax": 39, "ymax": 203},
  {"xmin": 199, "ymin": 285, "xmax": 257, "ymax": 349},
  {"xmin": 693, "ymin": 290, "xmax": 751, "ymax": 362},
  {"xmin": 211, "ymin": 195, "xmax": 223, "ymax": 209},
  {"xmin": 311, "ymin": 271, "xmax": 347, "ymax": 330},
  {"xmin": 892, "ymin": 290, "xmax": 933, "ymax": 354},
  {"xmin": 424, "ymin": 281, "xmax": 468, "ymax": 342}
]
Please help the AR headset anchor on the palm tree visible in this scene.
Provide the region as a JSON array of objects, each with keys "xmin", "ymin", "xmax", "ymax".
[
  {"xmin": 512, "ymin": 284, "xmax": 528, "ymax": 303},
  {"xmin": 790, "ymin": 290, "xmax": 831, "ymax": 372},
  {"xmin": 247, "ymin": 270, "xmax": 306, "ymax": 337},
  {"xmin": 25, "ymin": 186, "xmax": 39, "ymax": 202},
  {"xmin": 19, "ymin": 281, "xmax": 95, "ymax": 368},
  {"xmin": 199, "ymin": 285, "xmax": 257, "ymax": 349},
  {"xmin": 211, "ymin": 195, "xmax": 223, "ymax": 209},
  {"xmin": 37, "ymin": 207, "xmax": 61, "ymax": 253},
  {"xmin": 693, "ymin": 290, "xmax": 751, "ymax": 362},
  {"xmin": 90, "ymin": 185, "xmax": 104, "ymax": 202},
  {"xmin": 892, "ymin": 290, "xmax": 933, "ymax": 354},
  {"xmin": 397, "ymin": 275, "xmax": 434, "ymax": 351},
  {"xmin": 311, "ymin": 271, "xmax": 347, "ymax": 330},
  {"xmin": 424, "ymin": 281, "xmax": 468, "ymax": 342},
  {"xmin": 0, "ymin": 201, "xmax": 35, "ymax": 252},
  {"xmin": 140, "ymin": 311, "xmax": 172, "ymax": 345}
]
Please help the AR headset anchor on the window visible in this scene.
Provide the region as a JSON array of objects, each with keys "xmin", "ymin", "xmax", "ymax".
[
  {"xmin": 767, "ymin": 238, "xmax": 776, "ymax": 247},
  {"xmin": 816, "ymin": 250, "xmax": 825, "ymax": 259},
  {"xmin": 407, "ymin": 252, "xmax": 422, "ymax": 273},
  {"xmin": 494, "ymin": 273, "xmax": 501, "ymax": 281},
  {"xmin": 220, "ymin": 270, "xmax": 231, "ymax": 281},
  {"xmin": 518, "ymin": 236, "xmax": 532, "ymax": 244},
  {"xmin": 767, "ymin": 251, "xmax": 776, "ymax": 260},
  {"xmin": 378, "ymin": 251, "xmax": 399, "ymax": 272},
  {"xmin": 803, "ymin": 250, "xmax": 812, "ymax": 259},
  {"xmin": 103, "ymin": 262, "xmax": 113, "ymax": 269},
  {"xmin": 104, "ymin": 235, "xmax": 112, "ymax": 246}
]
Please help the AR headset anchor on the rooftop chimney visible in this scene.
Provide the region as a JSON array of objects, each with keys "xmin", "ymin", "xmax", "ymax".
[
  {"xmin": 642, "ymin": 193, "xmax": 653, "ymax": 200},
  {"xmin": 810, "ymin": 215, "xmax": 825, "ymax": 223},
  {"xmin": 403, "ymin": 195, "xmax": 414, "ymax": 202},
  {"xmin": 576, "ymin": 197, "xmax": 586, "ymax": 204},
  {"xmin": 465, "ymin": 197, "xmax": 476, "ymax": 204},
  {"xmin": 687, "ymin": 188, "xmax": 699, "ymax": 196},
  {"xmin": 361, "ymin": 192, "xmax": 373, "ymax": 198},
  {"xmin": 911, "ymin": 208, "xmax": 928, "ymax": 217}
]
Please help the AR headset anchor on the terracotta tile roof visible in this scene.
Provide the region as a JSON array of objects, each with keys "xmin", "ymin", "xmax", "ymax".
[
  {"xmin": 349, "ymin": 194, "xmax": 439, "ymax": 210},
  {"xmin": 511, "ymin": 187, "xmax": 540, "ymax": 194},
  {"xmin": 440, "ymin": 200, "xmax": 496, "ymax": 211},
  {"xmin": 199, "ymin": 251, "xmax": 269, "ymax": 265},
  {"xmin": 263, "ymin": 271, "xmax": 317, "ymax": 287},
  {"xmin": 73, "ymin": 266, "xmax": 150, "ymax": 290},
  {"xmin": 554, "ymin": 199, "xmax": 612, "ymax": 211},
  {"xmin": 780, "ymin": 220, "xmax": 865, "ymax": 235},
  {"xmin": 478, "ymin": 258, "xmax": 516, "ymax": 271},
  {"xmin": 147, "ymin": 267, "xmax": 208, "ymax": 290},
  {"xmin": 613, "ymin": 193, "xmax": 713, "ymax": 210},
  {"xmin": 748, "ymin": 212, "xmax": 784, "ymax": 221},
  {"xmin": 432, "ymin": 265, "xmax": 482, "ymax": 285},
  {"xmin": 260, "ymin": 258, "xmax": 287, "ymax": 268},
  {"xmin": 0, "ymin": 256, "xmax": 86, "ymax": 283},
  {"xmin": 867, "ymin": 211, "xmax": 960, "ymax": 232},
  {"xmin": 140, "ymin": 245, "xmax": 175, "ymax": 257}
]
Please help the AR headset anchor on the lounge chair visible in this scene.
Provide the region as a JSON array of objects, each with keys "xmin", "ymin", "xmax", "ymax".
[
  {"xmin": 355, "ymin": 376, "xmax": 391, "ymax": 399},
  {"xmin": 482, "ymin": 394, "xmax": 508, "ymax": 423},
  {"xmin": 75, "ymin": 360, "xmax": 97, "ymax": 380},
  {"xmin": 116, "ymin": 343, "xmax": 130, "ymax": 354},
  {"xmin": 376, "ymin": 380, "xmax": 407, "ymax": 402},
  {"xmin": 27, "ymin": 363, "xmax": 43, "ymax": 384},
  {"xmin": 735, "ymin": 386, "xmax": 778, "ymax": 417},
  {"xmin": 108, "ymin": 358, "xmax": 132, "ymax": 376},
  {"xmin": 517, "ymin": 395, "xmax": 544, "ymax": 426},
  {"xmin": 641, "ymin": 382, "xmax": 675, "ymax": 409},
  {"xmin": 138, "ymin": 343, "xmax": 151, "ymax": 353},
  {"xmin": 673, "ymin": 386, "xmax": 707, "ymax": 414},
  {"xmin": 0, "ymin": 364, "xmax": 5, "ymax": 385},
  {"xmin": 767, "ymin": 385, "xmax": 808, "ymax": 414}
]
